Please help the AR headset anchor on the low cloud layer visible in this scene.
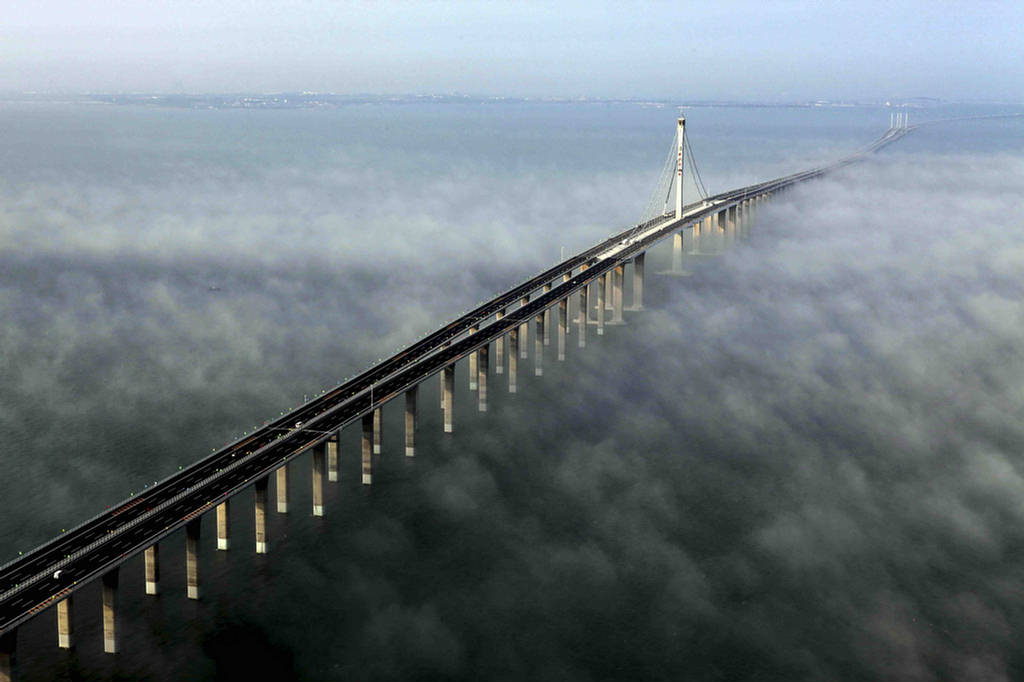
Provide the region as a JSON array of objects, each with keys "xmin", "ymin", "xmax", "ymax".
[{"xmin": 3, "ymin": 105, "xmax": 1024, "ymax": 680}]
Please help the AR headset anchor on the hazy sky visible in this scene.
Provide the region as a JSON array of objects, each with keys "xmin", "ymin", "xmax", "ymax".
[{"xmin": 2, "ymin": 0, "xmax": 1022, "ymax": 101}]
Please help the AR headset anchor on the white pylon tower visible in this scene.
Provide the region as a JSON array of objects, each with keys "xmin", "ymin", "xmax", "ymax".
[{"xmin": 675, "ymin": 117, "xmax": 685, "ymax": 218}]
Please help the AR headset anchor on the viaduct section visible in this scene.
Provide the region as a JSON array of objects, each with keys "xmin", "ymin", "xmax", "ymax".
[{"xmin": 0, "ymin": 118, "xmax": 911, "ymax": 680}]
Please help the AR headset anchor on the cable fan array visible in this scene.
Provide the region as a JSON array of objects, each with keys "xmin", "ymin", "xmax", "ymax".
[{"xmin": 638, "ymin": 119, "xmax": 710, "ymax": 226}]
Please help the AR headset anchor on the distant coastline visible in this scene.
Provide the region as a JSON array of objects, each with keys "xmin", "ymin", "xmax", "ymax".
[{"xmin": 0, "ymin": 92, "xmax": 988, "ymax": 111}]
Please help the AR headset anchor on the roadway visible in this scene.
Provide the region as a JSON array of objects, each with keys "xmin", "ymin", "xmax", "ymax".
[{"xmin": 0, "ymin": 125, "xmax": 909, "ymax": 635}]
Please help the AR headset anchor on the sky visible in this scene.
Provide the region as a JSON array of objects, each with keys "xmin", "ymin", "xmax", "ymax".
[{"xmin": 2, "ymin": 0, "xmax": 1023, "ymax": 102}]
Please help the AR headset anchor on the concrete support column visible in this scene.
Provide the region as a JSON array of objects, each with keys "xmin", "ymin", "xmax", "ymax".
[
  {"xmin": 597, "ymin": 273, "xmax": 606, "ymax": 336},
  {"xmin": 690, "ymin": 219, "xmax": 702, "ymax": 255},
  {"xmin": 404, "ymin": 386, "xmax": 417, "ymax": 457},
  {"xmin": 629, "ymin": 253, "xmax": 645, "ymax": 310},
  {"xmin": 102, "ymin": 569, "xmax": 119, "ymax": 654},
  {"xmin": 519, "ymin": 296, "xmax": 530, "ymax": 359},
  {"xmin": 728, "ymin": 205, "xmax": 737, "ymax": 246},
  {"xmin": 561, "ymin": 272, "xmax": 572, "ymax": 340},
  {"xmin": 144, "ymin": 544, "xmax": 160, "ymax": 595},
  {"xmin": 468, "ymin": 325, "xmax": 479, "ymax": 390},
  {"xmin": 557, "ymin": 298, "xmax": 567, "ymax": 361},
  {"xmin": 276, "ymin": 464, "xmax": 289, "ymax": 514},
  {"xmin": 185, "ymin": 519, "xmax": 200, "ymax": 600},
  {"xmin": 542, "ymin": 283, "xmax": 552, "ymax": 346},
  {"xmin": 361, "ymin": 412, "xmax": 374, "ymax": 485},
  {"xmin": 255, "ymin": 477, "xmax": 268, "ymax": 553},
  {"xmin": 216, "ymin": 500, "xmax": 230, "ymax": 550},
  {"xmin": 672, "ymin": 231, "xmax": 684, "ymax": 271},
  {"xmin": 0, "ymin": 630, "xmax": 14, "ymax": 682},
  {"xmin": 577, "ymin": 285, "xmax": 588, "ymax": 348},
  {"xmin": 478, "ymin": 343, "xmax": 489, "ymax": 411},
  {"xmin": 495, "ymin": 310, "xmax": 505, "ymax": 374},
  {"xmin": 442, "ymin": 364, "xmax": 454, "ymax": 433},
  {"xmin": 534, "ymin": 314, "xmax": 544, "ymax": 376},
  {"xmin": 575, "ymin": 264, "xmax": 589, "ymax": 324},
  {"xmin": 373, "ymin": 408, "xmax": 381, "ymax": 455},
  {"xmin": 327, "ymin": 433, "xmax": 339, "ymax": 482},
  {"xmin": 312, "ymin": 443, "xmax": 325, "ymax": 517},
  {"xmin": 57, "ymin": 596, "xmax": 73, "ymax": 649},
  {"xmin": 610, "ymin": 265, "xmax": 624, "ymax": 324},
  {"xmin": 508, "ymin": 329, "xmax": 518, "ymax": 393}
]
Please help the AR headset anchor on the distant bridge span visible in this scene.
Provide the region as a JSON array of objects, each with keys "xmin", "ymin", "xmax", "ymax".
[{"xmin": 0, "ymin": 118, "xmax": 912, "ymax": 680}]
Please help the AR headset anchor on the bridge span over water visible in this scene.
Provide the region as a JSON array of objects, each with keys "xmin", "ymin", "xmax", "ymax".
[{"xmin": 0, "ymin": 116, "xmax": 912, "ymax": 680}]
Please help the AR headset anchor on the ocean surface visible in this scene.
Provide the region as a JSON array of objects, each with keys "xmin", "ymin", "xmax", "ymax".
[{"xmin": 2, "ymin": 99, "xmax": 1024, "ymax": 680}]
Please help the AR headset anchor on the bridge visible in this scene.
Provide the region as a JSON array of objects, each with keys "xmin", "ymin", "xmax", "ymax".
[{"xmin": 0, "ymin": 114, "xmax": 913, "ymax": 680}]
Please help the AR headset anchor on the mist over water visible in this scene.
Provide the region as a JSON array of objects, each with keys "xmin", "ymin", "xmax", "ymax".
[{"xmin": 2, "ymin": 101, "xmax": 1024, "ymax": 680}]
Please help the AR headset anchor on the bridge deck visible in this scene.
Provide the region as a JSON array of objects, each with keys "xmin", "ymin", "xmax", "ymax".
[{"xmin": 0, "ymin": 126, "xmax": 909, "ymax": 635}]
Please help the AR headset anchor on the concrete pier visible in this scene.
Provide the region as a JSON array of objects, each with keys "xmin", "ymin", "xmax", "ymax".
[
  {"xmin": 468, "ymin": 325, "xmax": 478, "ymax": 390},
  {"xmin": 542, "ymin": 283, "xmax": 552, "ymax": 346},
  {"xmin": 672, "ymin": 231, "xmax": 684, "ymax": 271},
  {"xmin": 495, "ymin": 309, "xmax": 505, "ymax": 374},
  {"xmin": 185, "ymin": 519, "xmax": 200, "ymax": 600},
  {"xmin": 597, "ymin": 273, "xmax": 606, "ymax": 336},
  {"xmin": 628, "ymin": 253, "xmax": 645, "ymax": 310},
  {"xmin": 699, "ymin": 214, "xmax": 714, "ymax": 254},
  {"xmin": 144, "ymin": 544, "xmax": 159, "ymax": 595},
  {"xmin": 443, "ymin": 364, "xmax": 454, "ymax": 433},
  {"xmin": 102, "ymin": 569, "xmax": 118, "ymax": 654},
  {"xmin": 276, "ymin": 464, "xmax": 289, "ymax": 514},
  {"xmin": 534, "ymin": 313, "xmax": 544, "ymax": 376},
  {"xmin": 57, "ymin": 596, "xmax": 73, "ymax": 649},
  {"xmin": 312, "ymin": 443, "xmax": 325, "ymax": 517},
  {"xmin": 361, "ymin": 412, "xmax": 374, "ymax": 485},
  {"xmin": 609, "ymin": 264, "xmax": 625, "ymax": 324},
  {"xmin": 558, "ymin": 297, "xmax": 567, "ymax": 361},
  {"xmin": 478, "ymin": 343, "xmax": 489, "ymax": 411},
  {"xmin": 519, "ymin": 296, "xmax": 529, "ymax": 359},
  {"xmin": 255, "ymin": 477, "xmax": 268, "ymax": 553},
  {"xmin": 373, "ymin": 408, "xmax": 381, "ymax": 455},
  {"xmin": 577, "ymin": 283, "xmax": 587, "ymax": 348},
  {"xmin": 327, "ymin": 433, "xmax": 338, "ymax": 482},
  {"xmin": 216, "ymin": 500, "xmax": 230, "ymax": 550},
  {"xmin": 404, "ymin": 386, "xmax": 417, "ymax": 457},
  {"xmin": 0, "ymin": 630, "xmax": 14, "ymax": 682},
  {"xmin": 508, "ymin": 328, "xmax": 518, "ymax": 393}
]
